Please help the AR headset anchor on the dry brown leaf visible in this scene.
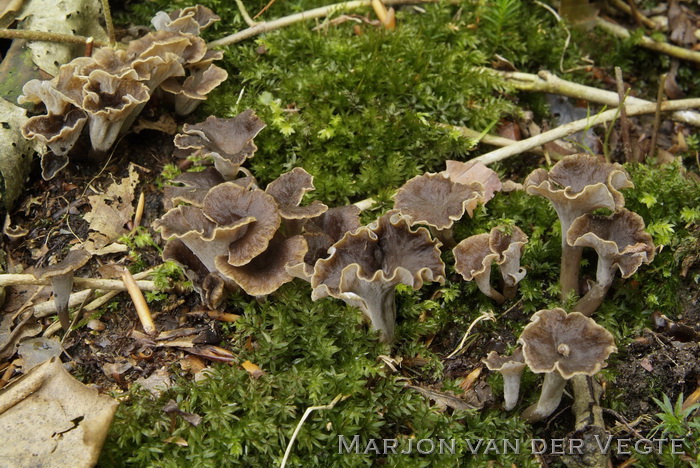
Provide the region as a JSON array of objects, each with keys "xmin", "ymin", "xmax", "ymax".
[
  {"xmin": 179, "ymin": 355, "xmax": 206, "ymax": 375},
  {"xmin": 164, "ymin": 436, "xmax": 189, "ymax": 446},
  {"xmin": 83, "ymin": 165, "xmax": 139, "ymax": 250},
  {"xmin": 406, "ymin": 384, "xmax": 477, "ymax": 411},
  {"xmin": 0, "ymin": 357, "xmax": 118, "ymax": 467},
  {"xmin": 17, "ymin": 336, "xmax": 62, "ymax": 371},
  {"xmin": 242, "ymin": 360, "xmax": 265, "ymax": 379},
  {"xmin": 458, "ymin": 366, "xmax": 482, "ymax": 392}
]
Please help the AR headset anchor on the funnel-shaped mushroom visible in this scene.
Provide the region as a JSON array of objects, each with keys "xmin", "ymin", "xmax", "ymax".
[
  {"xmin": 215, "ymin": 233, "xmax": 308, "ymax": 296},
  {"xmin": 152, "ymin": 5, "xmax": 220, "ymax": 35},
  {"xmin": 311, "ymin": 211, "xmax": 445, "ymax": 343},
  {"xmin": 32, "ymin": 250, "xmax": 91, "ymax": 330},
  {"xmin": 265, "ymin": 167, "xmax": 329, "ymax": 234},
  {"xmin": 567, "ymin": 209, "xmax": 655, "ymax": 316},
  {"xmin": 443, "ymin": 160, "xmax": 502, "ymax": 203},
  {"xmin": 160, "ymin": 63, "xmax": 228, "ymax": 116},
  {"xmin": 524, "ymin": 154, "xmax": 633, "ymax": 298},
  {"xmin": 174, "ymin": 111, "xmax": 266, "ymax": 179},
  {"xmin": 453, "ymin": 225, "xmax": 528, "ymax": 303},
  {"xmin": 163, "ymin": 167, "xmax": 226, "ymax": 210},
  {"xmin": 483, "ymin": 348, "xmax": 526, "ymax": 411},
  {"xmin": 518, "ymin": 308, "xmax": 616, "ymax": 423},
  {"xmin": 394, "ymin": 173, "xmax": 484, "ymax": 247}
]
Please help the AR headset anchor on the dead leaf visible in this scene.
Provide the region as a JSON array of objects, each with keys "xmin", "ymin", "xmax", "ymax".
[
  {"xmin": 184, "ymin": 345, "xmax": 237, "ymax": 363},
  {"xmin": 668, "ymin": 0, "xmax": 697, "ymax": 47},
  {"xmin": 640, "ymin": 357, "xmax": 653, "ymax": 372},
  {"xmin": 134, "ymin": 367, "xmax": 172, "ymax": 398},
  {"xmin": 17, "ymin": 336, "xmax": 61, "ymax": 371},
  {"xmin": 83, "ymin": 165, "xmax": 139, "ymax": 250},
  {"xmin": 242, "ymin": 360, "xmax": 265, "ymax": 379},
  {"xmin": 443, "ymin": 160, "xmax": 502, "ymax": 202},
  {"xmin": 0, "ymin": 314, "xmax": 42, "ymax": 361},
  {"xmin": 133, "ymin": 114, "xmax": 178, "ymax": 134},
  {"xmin": 406, "ymin": 384, "xmax": 477, "ymax": 411},
  {"xmin": 164, "ymin": 436, "xmax": 189, "ymax": 446},
  {"xmin": 458, "ymin": 366, "xmax": 482, "ymax": 392},
  {"xmin": 163, "ymin": 399, "xmax": 202, "ymax": 426},
  {"xmin": 179, "ymin": 355, "xmax": 206, "ymax": 375},
  {"xmin": 0, "ymin": 98, "xmax": 37, "ymax": 211},
  {"xmin": 0, "ymin": 357, "xmax": 118, "ymax": 467}
]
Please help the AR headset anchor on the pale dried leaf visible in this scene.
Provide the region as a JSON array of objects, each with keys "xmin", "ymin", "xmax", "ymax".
[
  {"xmin": 0, "ymin": 98, "xmax": 38, "ymax": 211},
  {"xmin": 0, "ymin": 357, "xmax": 118, "ymax": 467},
  {"xmin": 17, "ymin": 336, "xmax": 61, "ymax": 370},
  {"xmin": 83, "ymin": 165, "xmax": 139, "ymax": 243}
]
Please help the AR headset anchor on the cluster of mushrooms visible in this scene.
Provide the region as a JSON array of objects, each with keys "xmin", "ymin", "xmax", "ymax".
[
  {"xmin": 484, "ymin": 154, "xmax": 655, "ymax": 425},
  {"xmin": 154, "ymin": 109, "xmax": 512, "ymax": 343},
  {"xmin": 19, "ymin": 5, "xmax": 227, "ymax": 180}
]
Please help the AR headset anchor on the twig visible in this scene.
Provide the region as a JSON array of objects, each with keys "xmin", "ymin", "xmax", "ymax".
[
  {"xmin": 489, "ymin": 69, "xmax": 700, "ymax": 127},
  {"xmin": 446, "ymin": 310, "xmax": 495, "ymax": 359},
  {"xmin": 439, "ymin": 122, "xmax": 544, "ymax": 155},
  {"xmin": 471, "ymin": 98, "xmax": 700, "ymax": 166},
  {"xmin": 253, "ymin": 0, "xmax": 277, "ymax": 20},
  {"xmin": 208, "ymin": 0, "xmax": 443, "ymax": 47},
  {"xmin": 0, "ymin": 28, "xmax": 107, "ymax": 47},
  {"xmin": 0, "ymin": 274, "xmax": 158, "ymax": 291},
  {"xmin": 280, "ymin": 394, "xmax": 346, "ymax": 468},
  {"xmin": 100, "ymin": 0, "xmax": 115, "ymax": 46},
  {"xmin": 610, "ymin": 0, "xmax": 657, "ymax": 30},
  {"xmin": 649, "ymin": 73, "xmax": 667, "ymax": 162},
  {"xmin": 131, "ymin": 192, "xmax": 145, "ymax": 233},
  {"xmin": 596, "ymin": 17, "xmax": 700, "ymax": 65},
  {"xmin": 615, "ymin": 67, "xmax": 632, "ymax": 161},
  {"xmin": 235, "ymin": 0, "xmax": 257, "ymax": 27},
  {"xmin": 122, "ymin": 269, "xmax": 156, "ymax": 335}
]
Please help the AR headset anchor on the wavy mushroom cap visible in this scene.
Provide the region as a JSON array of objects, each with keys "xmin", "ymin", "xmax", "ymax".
[
  {"xmin": 160, "ymin": 63, "xmax": 228, "ymax": 115},
  {"xmin": 483, "ymin": 348, "xmax": 525, "ymax": 372},
  {"xmin": 22, "ymin": 109, "xmax": 87, "ymax": 157},
  {"xmin": 216, "ymin": 234, "xmax": 308, "ymax": 296},
  {"xmin": 203, "ymin": 182, "xmax": 281, "ymax": 266},
  {"xmin": 18, "ymin": 79, "xmax": 72, "ymax": 115},
  {"xmin": 453, "ymin": 233, "xmax": 496, "ymax": 281},
  {"xmin": 174, "ymin": 110, "xmax": 266, "ymax": 179},
  {"xmin": 265, "ymin": 167, "xmax": 328, "ymax": 220},
  {"xmin": 524, "ymin": 154, "xmax": 633, "ymax": 225},
  {"xmin": 567, "ymin": 209, "xmax": 655, "ymax": 278},
  {"xmin": 394, "ymin": 173, "xmax": 484, "ymax": 230},
  {"xmin": 443, "ymin": 160, "xmax": 502, "ymax": 202},
  {"xmin": 152, "ymin": 5, "xmax": 220, "ymax": 35},
  {"xmin": 311, "ymin": 211, "xmax": 445, "ymax": 297},
  {"xmin": 518, "ymin": 308, "xmax": 616, "ymax": 379},
  {"xmin": 163, "ymin": 167, "xmax": 226, "ymax": 210}
]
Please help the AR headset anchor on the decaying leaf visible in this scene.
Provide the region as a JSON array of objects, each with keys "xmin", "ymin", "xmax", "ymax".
[
  {"xmin": 15, "ymin": 0, "xmax": 108, "ymax": 76},
  {"xmin": 134, "ymin": 367, "xmax": 172, "ymax": 398},
  {"xmin": 0, "ymin": 313, "xmax": 42, "ymax": 361},
  {"xmin": 0, "ymin": 0, "xmax": 24, "ymax": 28},
  {"xmin": 0, "ymin": 357, "xmax": 118, "ymax": 466},
  {"xmin": 17, "ymin": 336, "xmax": 61, "ymax": 370},
  {"xmin": 242, "ymin": 360, "xmax": 265, "ymax": 379},
  {"xmin": 163, "ymin": 399, "xmax": 202, "ymax": 426},
  {"xmin": 83, "ymin": 165, "xmax": 139, "ymax": 252},
  {"xmin": 0, "ymin": 97, "xmax": 39, "ymax": 211},
  {"xmin": 406, "ymin": 384, "xmax": 478, "ymax": 411}
]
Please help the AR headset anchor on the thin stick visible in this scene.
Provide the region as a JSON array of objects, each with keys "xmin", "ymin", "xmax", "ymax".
[
  {"xmin": 0, "ymin": 274, "xmax": 158, "ymax": 291},
  {"xmin": 0, "ymin": 28, "xmax": 107, "ymax": 47},
  {"xmin": 615, "ymin": 67, "xmax": 632, "ymax": 161},
  {"xmin": 649, "ymin": 73, "xmax": 667, "ymax": 162},
  {"xmin": 235, "ymin": 0, "xmax": 257, "ymax": 27},
  {"xmin": 121, "ymin": 269, "xmax": 156, "ymax": 335},
  {"xmin": 280, "ymin": 394, "xmax": 345, "ymax": 468},
  {"xmin": 596, "ymin": 18, "xmax": 700, "ymax": 65},
  {"xmin": 208, "ymin": 0, "xmax": 442, "ymax": 47},
  {"xmin": 253, "ymin": 0, "xmax": 277, "ymax": 20},
  {"xmin": 439, "ymin": 123, "xmax": 544, "ymax": 155},
  {"xmin": 471, "ymin": 98, "xmax": 700, "ymax": 166},
  {"xmin": 610, "ymin": 0, "xmax": 656, "ymax": 29},
  {"xmin": 446, "ymin": 310, "xmax": 495, "ymax": 359},
  {"xmin": 132, "ymin": 192, "xmax": 146, "ymax": 233},
  {"xmin": 489, "ymin": 69, "xmax": 700, "ymax": 127},
  {"xmin": 100, "ymin": 0, "xmax": 116, "ymax": 45}
]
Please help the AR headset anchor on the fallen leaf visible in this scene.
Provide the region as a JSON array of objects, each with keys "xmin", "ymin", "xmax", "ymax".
[
  {"xmin": 406, "ymin": 384, "xmax": 477, "ymax": 411},
  {"xmin": 242, "ymin": 360, "xmax": 265, "ymax": 379},
  {"xmin": 0, "ymin": 357, "xmax": 118, "ymax": 467},
  {"xmin": 134, "ymin": 367, "xmax": 172, "ymax": 398},
  {"xmin": 164, "ymin": 436, "xmax": 189, "ymax": 446},
  {"xmin": 83, "ymin": 165, "xmax": 139, "ymax": 249},
  {"xmin": 458, "ymin": 366, "xmax": 482, "ymax": 392},
  {"xmin": 17, "ymin": 336, "xmax": 62, "ymax": 370},
  {"xmin": 0, "ymin": 98, "xmax": 37, "ymax": 211},
  {"xmin": 163, "ymin": 399, "xmax": 202, "ymax": 426},
  {"xmin": 179, "ymin": 355, "xmax": 206, "ymax": 375},
  {"xmin": 640, "ymin": 357, "xmax": 653, "ymax": 372}
]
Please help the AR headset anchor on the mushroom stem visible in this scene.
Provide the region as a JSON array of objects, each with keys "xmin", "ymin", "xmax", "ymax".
[
  {"xmin": 354, "ymin": 287, "xmax": 397, "ymax": 344},
  {"xmin": 573, "ymin": 258, "xmax": 615, "ymax": 317},
  {"xmin": 502, "ymin": 371, "xmax": 524, "ymax": 411},
  {"xmin": 560, "ymin": 242, "xmax": 582, "ymax": 299},
  {"xmin": 50, "ymin": 275, "xmax": 74, "ymax": 331},
  {"xmin": 522, "ymin": 371, "xmax": 567, "ymax": 423},
  {"xmin": 429, "ymin": 226, "xmax": 455, "ymax": 248}
]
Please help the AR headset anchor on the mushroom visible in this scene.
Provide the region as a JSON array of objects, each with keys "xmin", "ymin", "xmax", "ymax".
[
  {"xmin": 483, "ymin": 348, "xmax": 526, "ymax": 411},
  {"xmin": 567, "ymin": 209, "xmax": 655, "ymax": 316},
  {"xmin": 215, "ymin": 233, "xmax": 308, "ymax": 296},
  {"xmin": 32, "ymin": 250, "xmax": 92, "ymax": 330},
  {"xmin": 524, "ymin": 154, "xmax": 633, "ymax": 298},
  {"xmin": 311, "ymin": 211, "xmax": 445, "ymax": 343},
  {"xmin": 160, "ymin": 63, "xmax": 228, "ymax": 116},
  {"xmin": 174, "ymin": 111, "xmax": 266, "ymax": 180},
  {"xmin": 393, "ymin": 172, "xmax": 484, "ymax": 247},
  {"xmin": 518, "ymin": 308, "xmax": 616, "ymax": 423},
  {"xmin": 163, "ymin": 167, "xmax": 226, "ymax": 210},
  {"xmin": 265, "ymin": 167, "xmax": 329, "ymax": 235},
  {"xmin": 453, "ymin": 225, "xmax": 528, "ymax": 303},
  {"xmin": 151, "ymin": 5, "xmax": 220, "ymax": 35},
  {"xmin": 442, "ymin": 160, "xmax": 502, "ymax": 203}
]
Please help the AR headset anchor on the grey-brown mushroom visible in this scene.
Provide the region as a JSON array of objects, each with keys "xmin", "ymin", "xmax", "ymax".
[
  {"xmin": 567, "ymin": 209, "xmax": 655, "ymax": 316},
  {"xmin": 524, "ymin": 154, "xmax": 633, "ymax": 298},
  {"xmin": 32, "ymin": 250, "xmax": 92, "ymax": 330},
  {"xmin": 310, "ymin": 211, "xmax": 445, "ymax": 343},
  {"xmin": 518, "ymin": 308, "xmax": 616, "ymax": 423},
  {"xmin": 483, "ymin": 348, "xmax": 526, "ymax": 411},
  {"xmin": 453, "ymin": 225, "xmax": 528, "ymax": 303},
  {"xmin": 393, "ymin": 172, "xmax": 485, "ymax": 247}
]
